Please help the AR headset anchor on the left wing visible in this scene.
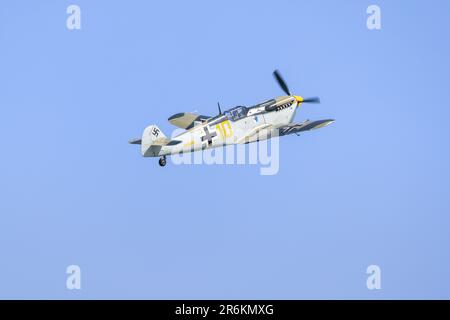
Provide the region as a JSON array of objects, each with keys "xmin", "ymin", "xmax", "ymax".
[
  {"xmin": 278, "ymin": 119, "xmax": 335, "ymax": 136},
  {"xmin": 168, "ymin": 112, "xmax": 211, "ymax": 130}
]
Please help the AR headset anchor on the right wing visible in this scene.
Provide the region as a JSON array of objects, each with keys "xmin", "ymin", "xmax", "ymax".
[
  {"xmin": 168, "ymin": 112, "xmax": 211, "ymax": 130},
  {"xmin": 278, "ymin": 119, "xmax": 335, "ymax": 136},
  {"xmin": 236, "ymin": 124, "xmax": 272, "ymax": 144}
]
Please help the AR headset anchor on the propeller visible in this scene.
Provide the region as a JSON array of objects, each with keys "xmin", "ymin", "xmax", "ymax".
[
  {"xmin": 217, "ymin": 102, "xmax": 222, "ymax": 115},
  {"xmin": 302, "ymin": 97, "xmax": 321, "ymax": 104},
  {"xmin": 273, "ymin": 69, "xmax": 320, "ymax": 104},
  {"xmin": 273, "ymin": 70, "xmax": 291, "ymax": 95}
]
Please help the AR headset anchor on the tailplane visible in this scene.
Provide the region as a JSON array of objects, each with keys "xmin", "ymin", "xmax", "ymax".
[
  {"xmin": 128, "ymin": 125, "xmax": 170, "ymax": 157},
  {"xmin": 141, "ymin": 125, "xmax": 169, "ymax": 157}
]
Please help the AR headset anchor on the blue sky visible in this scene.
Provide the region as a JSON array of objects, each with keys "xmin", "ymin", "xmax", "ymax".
[{"xmin": 1, "ymin": 0, "xmax": 450, "ymax": 299}]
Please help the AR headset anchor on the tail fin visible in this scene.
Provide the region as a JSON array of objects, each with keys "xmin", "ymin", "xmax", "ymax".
[{"xmin": 141, "ymin": 125, "xmax": 169, "ymax": 157}]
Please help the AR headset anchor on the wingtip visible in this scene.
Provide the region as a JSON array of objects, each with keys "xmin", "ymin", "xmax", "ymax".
[
  {"xmin": 168, "ymin": 113, "xmax": 185, "ymax": 121},
  {"xmin": 323, "ymin": 119, "xmax": 335, "ymax": 127}
]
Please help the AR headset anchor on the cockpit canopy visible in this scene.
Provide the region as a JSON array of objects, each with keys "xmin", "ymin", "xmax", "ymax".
[{"xmin": 224, "ymin": 106, "xmax": 248, "ymax": 121}]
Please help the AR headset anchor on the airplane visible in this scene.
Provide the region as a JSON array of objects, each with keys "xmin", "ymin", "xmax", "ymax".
[{"xmin": 129, "ymin": 70, "xmax": 334, "ymax": 167}]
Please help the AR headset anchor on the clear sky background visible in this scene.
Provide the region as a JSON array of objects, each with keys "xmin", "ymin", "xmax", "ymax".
[{"xmin": 1, "ymin": 0, "xmax": 450, "ymax": 299}]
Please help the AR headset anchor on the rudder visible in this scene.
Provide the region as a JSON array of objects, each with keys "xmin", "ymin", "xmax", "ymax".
[{"xmin": 141, "ymin": 125, "xmax": 168, "ymax": 157}]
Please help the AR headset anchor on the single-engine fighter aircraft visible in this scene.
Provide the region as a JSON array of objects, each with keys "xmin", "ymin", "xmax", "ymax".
[{"xmin": 129, "ymin": 70, "xmax": 334, "ymax": 167}]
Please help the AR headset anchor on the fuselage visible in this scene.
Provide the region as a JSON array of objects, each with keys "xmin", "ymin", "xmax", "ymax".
[{"xmin": 155, "ymin": 95, "xmax": 301, "ymax": 157}]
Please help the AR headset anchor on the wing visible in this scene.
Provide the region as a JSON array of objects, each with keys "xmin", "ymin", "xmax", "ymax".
[
  {"xmin": 168, "ymin": 112, "xmax": 211, "ymax": 129},
  {"xmin": 237, "ymin": 124, "xmax": 272, "ymax": 144},
  {"xmin": 278, "ymin": 119, "xmax": 335, "ymax": 136}
]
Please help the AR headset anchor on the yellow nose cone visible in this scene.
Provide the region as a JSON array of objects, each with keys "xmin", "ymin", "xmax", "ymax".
[{"xmin": 294, "ymin": 96, "xmax": 303, "ymax": 104}]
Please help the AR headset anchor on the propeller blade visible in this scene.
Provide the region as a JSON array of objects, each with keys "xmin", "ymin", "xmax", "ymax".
[
  {"xmin": 273, "ymin": 70, "xmax": 291, "ymax": 95},
  {"xmin": 302, "ymin": 97, "xmax": 321, "ymax": 104},
  {"xmin": 217, "ymin": 102, "xmax": 222, "ymax": 115}
]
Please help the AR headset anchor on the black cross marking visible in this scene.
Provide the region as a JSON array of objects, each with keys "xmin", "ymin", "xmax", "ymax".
[{"xmin": 201, "ymin": 126, "xmax": 217, "ymax": 146}]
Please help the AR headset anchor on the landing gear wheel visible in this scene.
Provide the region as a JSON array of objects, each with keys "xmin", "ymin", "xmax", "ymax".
[{"xmin": 158, "ymin": 157, "xmax": 166, "ymax": 167}]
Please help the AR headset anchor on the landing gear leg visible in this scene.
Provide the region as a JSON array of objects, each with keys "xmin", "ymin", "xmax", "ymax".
[{"xmin": 158, "ymin": 156, "xmax": 167, "ymax": 167}]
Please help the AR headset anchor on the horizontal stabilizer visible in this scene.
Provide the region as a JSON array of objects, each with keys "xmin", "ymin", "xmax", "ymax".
[{"xmin": 129, "ymin": 138, "xmax": 142, "ymax": 145}]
